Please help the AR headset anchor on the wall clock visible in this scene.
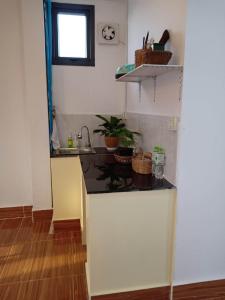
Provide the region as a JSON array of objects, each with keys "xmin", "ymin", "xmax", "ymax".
[{"xmin": 97, "ymin": 23, "xmax": 120, "ymax": 45}]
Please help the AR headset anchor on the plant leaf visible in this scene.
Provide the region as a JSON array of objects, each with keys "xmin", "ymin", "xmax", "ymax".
[{"xmin": 96, "ymin": 115, "xmax": 109, "ymax": 124}]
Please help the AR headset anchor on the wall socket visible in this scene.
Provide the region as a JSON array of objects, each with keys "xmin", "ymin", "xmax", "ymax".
[{"xmin": 168, "ymin": 117, "xmax": 178, "ymax": 131}]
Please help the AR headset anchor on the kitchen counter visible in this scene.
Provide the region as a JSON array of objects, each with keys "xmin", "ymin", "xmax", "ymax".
[
  {"xmin": 50, "ymin": 148, "xmax": 176, "ymax": 296},
  {"xmin": 51, "ymin": 147, "xmax": 173, "ymax": 194},
  {"xmin": 79, "ymin": 152, "xmax": 174, "ymax": 194},
  {"xmin": 82, "ymin": 153, "xmax": 176, "ymax": 296}
]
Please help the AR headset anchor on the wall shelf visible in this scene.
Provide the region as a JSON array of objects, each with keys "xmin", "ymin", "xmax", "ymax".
[{"xmin": 116, "ymin": 64, "xmax": 183, "ymax": 82}]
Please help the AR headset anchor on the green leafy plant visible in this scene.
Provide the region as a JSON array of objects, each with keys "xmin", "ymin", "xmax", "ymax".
[
  {"xmin": 93, "ymin": 115, "xmax": 141, "ymax": 148},
  {"xmin": 119, "ymin": 127, "xmax": 140, "ymax": 148},
  {"xmin": 93, "ymin": 115, "xmax": 126, "ymax": 137}
]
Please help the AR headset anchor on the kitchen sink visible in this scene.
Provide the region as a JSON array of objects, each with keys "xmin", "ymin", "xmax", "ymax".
[
  {"xmin": 78, "ymin": 147, "xmax": 96, "ymax": 154},
  {"xmin": 58, "ymin": 147, "xmax": 96, "ymax": 155},
  {"xmin": 58, "ymin": 148, "xmax": 79, "ymax": 155}
]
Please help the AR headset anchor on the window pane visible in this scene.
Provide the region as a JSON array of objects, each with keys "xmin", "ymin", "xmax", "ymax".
[{"xmin": 57, "ymin": 14, "xmax": 87, "ymax": 58}]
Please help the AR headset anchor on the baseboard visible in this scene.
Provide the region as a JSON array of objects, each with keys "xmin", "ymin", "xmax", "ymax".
[
  {"xmin": 53, "ymin": 219, "xmax": 81, "ymax": 231},
  {"xmin": 173, "ymin": 279, "xmax": 225, "ymax": 299},
  {"xmin": 91, "ymin": 286, "xmax": 170, "ymax": 300},
  {"xmin": 32, "ymin": 209, "xmax": 53, "ymax": 221},
  {"xmin": 0, "ymin": 205, "xmax": 32, "ymax": 219}
]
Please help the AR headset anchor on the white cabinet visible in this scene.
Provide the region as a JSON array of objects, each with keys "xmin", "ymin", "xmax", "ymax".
[
  {"xmin": 51, "ymin": 157, "xmax": 82, "ymax": 221},
  {"xmin": 85, "ymin": 189, "xmax": 176, "ymax": 297}
]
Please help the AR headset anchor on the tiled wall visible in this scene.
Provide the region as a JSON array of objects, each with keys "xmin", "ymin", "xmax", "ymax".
[
  {"xmin": 55, "ymin": 114, "xmax": 122, "ymax": 148},
  {"xmin": 56, "ymin": 113, "xmax": 178, "ymax": 184},
  {"xmin": 126, "ymin": 113, "xmax": 178, "ymax": 184}
]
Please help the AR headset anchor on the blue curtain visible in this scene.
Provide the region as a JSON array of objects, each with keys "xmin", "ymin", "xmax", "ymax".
[{"xmin": 43, "ymin": 0, "xmax": 53, "ymax": 146}]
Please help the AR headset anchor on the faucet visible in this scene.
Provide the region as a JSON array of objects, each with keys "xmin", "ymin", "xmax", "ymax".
[{"xmin": 77, "ymin": 126, "xmax": 92, "ymax": 149}]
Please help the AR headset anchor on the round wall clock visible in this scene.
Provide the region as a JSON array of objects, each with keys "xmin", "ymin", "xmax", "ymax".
[{"xmin": 97, "ymin": 23, "xmax": 119, "ymax": 45}]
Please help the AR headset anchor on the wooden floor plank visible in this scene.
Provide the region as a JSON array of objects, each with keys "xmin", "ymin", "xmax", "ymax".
[
  {"xmin": 0, "ymin": 218, "xmax": 22, "ymax": 245},
  {"xmin": 0, "ymin": 217, "xmax": 87, "ymax": 299}
]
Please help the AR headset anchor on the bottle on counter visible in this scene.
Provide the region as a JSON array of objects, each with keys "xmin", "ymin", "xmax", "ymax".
[
  {"xmin": 152, "ymin": 145, "xmax": 165, "ymax": 179},
  {"xmin": 67, "ymin": 134, "xmax": 74, "ymax": 148}
]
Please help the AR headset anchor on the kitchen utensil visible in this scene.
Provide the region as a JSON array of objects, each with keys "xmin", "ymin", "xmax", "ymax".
[
  {"xmin": 144, "ymin": 31, "xmax": 149, "ymax": 49},
  {"xmin": 143, "ymin": 37, "xmax": 145, "ymax": 49},
  {"xmin": 159, "ymin": 29, "xmax": 170, "ymax": 45}
]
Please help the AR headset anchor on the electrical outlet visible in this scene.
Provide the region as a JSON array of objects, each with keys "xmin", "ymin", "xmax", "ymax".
[{"xmin": 168, "ymin": 117, "xmax": 178, "ymax": 131}]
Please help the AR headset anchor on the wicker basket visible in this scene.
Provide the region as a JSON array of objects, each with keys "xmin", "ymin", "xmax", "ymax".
[
  {"xmin": 135, "ymin": 49, "xmax": 172, "ymax": 68},
  {"xmin": 114, "ymin": 154, "xmax": 133, "ymax": 164},
  {"xmin": 132, "ymin": 152, "xmax": 152, "ymax": 175}
]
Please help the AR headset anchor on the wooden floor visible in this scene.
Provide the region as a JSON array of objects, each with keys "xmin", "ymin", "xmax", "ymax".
[
  {"xmin": 0, "ymin": 217, "xmax": 87, "ymax": 300},
  {"xmin": 1, "ymin": 216, "xmax": 225, "ymax": 300}
]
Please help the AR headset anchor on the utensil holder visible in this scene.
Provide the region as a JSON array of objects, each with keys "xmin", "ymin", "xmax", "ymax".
[{"xmin": 135, "ymin": 49, "xmax": 172, "ymax": 67}]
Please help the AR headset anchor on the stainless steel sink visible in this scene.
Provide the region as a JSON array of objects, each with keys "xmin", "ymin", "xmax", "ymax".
[
  {"xmin": 58, "ymin": 148, "xmax": 79, "ymax": 155},
  {"xmin": 78, "ymin": 147, "xmax": 96, "ymax": 154},
  {"xmin": 58, "ymin": 147, "xmax": 96, "ymax": 155}
]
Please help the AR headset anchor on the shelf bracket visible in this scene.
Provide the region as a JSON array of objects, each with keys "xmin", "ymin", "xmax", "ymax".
[
  {"xmin": 138, "ymin": 81, "xmax": 142, "ymax": 103},
  {"xmin": 178, "ymin": 69, "xmax": 183, "ymax": 102},
  {"xmin": 153, "ymin": 76, "xmax": 157, "ymax": 103}
]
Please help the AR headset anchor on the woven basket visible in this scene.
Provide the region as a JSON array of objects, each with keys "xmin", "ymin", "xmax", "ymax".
[
  {"xmin": 132, "ymin": 152, "xmax": 152, "ymax": 174},
  {"xmin": 114, "ymin": 154, "xmax": 133, "ymax": 164},
  {"xmin": 135, "ymin": 49, "xmax": 172, "ymax": 67}
]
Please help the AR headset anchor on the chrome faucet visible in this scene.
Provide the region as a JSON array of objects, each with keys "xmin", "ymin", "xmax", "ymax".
[{"xmin": 77, "ymin": 126, "xmax": 92, "ymax": 149}]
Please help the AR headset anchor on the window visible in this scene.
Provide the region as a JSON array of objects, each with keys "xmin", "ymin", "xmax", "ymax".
[{"xmin": 52, "ymin": 3, "xmax": 95, "ymax": 66}]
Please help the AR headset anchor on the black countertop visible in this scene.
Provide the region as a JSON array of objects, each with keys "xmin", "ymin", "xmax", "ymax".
[
  {"xmin": 79, "ymin": 151, "xmax": 174, "ymax": 194},
  {"xmin": 51, "ymin": 147, "xmax": 174, "ymax": 194}
]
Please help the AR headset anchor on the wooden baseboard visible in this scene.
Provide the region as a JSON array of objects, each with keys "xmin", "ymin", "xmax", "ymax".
[
  {"xmin": 91, "ymin": 286, "xmax": 170, "ymax": 300},
  {"xmin": 173, "ymin": 279, "xmax": 225, "ymax": 299},
  {"xmin": 53, "ymin": 219, "xmax": 81, "ymax": 231},
  {"xmin": 32, "ymin": 209, "xmax": 53, "ymax": 221},
  {"xmin": 0, "ymin": 206, "xmax": 32, "ymax": 219}
]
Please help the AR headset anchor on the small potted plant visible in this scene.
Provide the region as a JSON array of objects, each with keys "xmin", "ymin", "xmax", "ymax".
[
  {"xmin": 114, "ymin": 128, "xmax": 141, "ymax": 164},
  {"xmin": 93, "ymin": 115, "xmax": 126, "ymax": 151}
]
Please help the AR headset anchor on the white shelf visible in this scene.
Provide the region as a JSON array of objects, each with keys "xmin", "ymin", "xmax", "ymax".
[{"xmin": 116, "ymin": 64, "xmax": 183, "ymax": 82}]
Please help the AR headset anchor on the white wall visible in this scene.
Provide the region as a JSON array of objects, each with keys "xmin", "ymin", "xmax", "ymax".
[
  {"xmin": 174, "ymin": 0, "xmax": 225, "ymax": 284},
  {"xmin": 0, "ymin": 0, "xmax": 52, "ymax": 210},
  {"xmin": 53, "ymin": 0, "xmax": 128, "ymax": 115},
  {"xmin": 127, "ymin": 0, "xmax": 186, "ymax": 116},
  {"xmin": 21, "ymin": 0, "xmax": 52, "ymax": 210},
  {"xmin": 0, "ymin": 0, "xmax": 33, "ymax": 207}
]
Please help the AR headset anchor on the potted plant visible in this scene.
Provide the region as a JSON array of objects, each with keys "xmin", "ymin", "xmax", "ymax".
[
  {"xmin": 93, "ymin": 115, "xmax": 126, "ymax": 150},
  {"xmin": 118, "ymin": 127, "xmax": 140, "ymax": 155},
  {"xmin": 114, "ymin": 128, "xmax": 141, "ymax": 163}
]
